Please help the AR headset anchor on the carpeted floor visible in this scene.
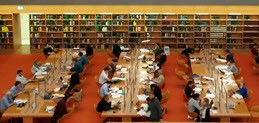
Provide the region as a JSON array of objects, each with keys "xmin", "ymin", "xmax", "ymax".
[{"xmin": 0, "ymin": 53, "xmax": 258, "ymax": 122}]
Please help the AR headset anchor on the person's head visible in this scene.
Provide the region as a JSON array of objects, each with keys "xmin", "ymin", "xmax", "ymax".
[
  {"xmin": 161, "ymin": 50, "xmax": 165, "ymax": 54},
  {"xmin": 103, "ymin": 66, "xmax": 111, "ymax": 73},
  {"xmin": 45, "ymin": 42, "xmax": 51, "ymax": 48},
  {"xmin": 150, "ymin": 84, "xmax": 159, "ymax": 91},
  {"xmin": 5, "ymin": 91, "xmax": 12, "ymax": 98},
  {"xmin": 34, "ymin": 60, "xmax": 39, "ymax": 66},
  {"xmin": 14, "ymin": 81, "xmax": 22, "ymax": 87},
  {"xmin": 78, "ymin": 52, "xmax": 83, "ymax": 57},
  {"xmin": 192, "ymin": 93, "xmax": 200, "ymax": 100},
  {"xmin": 17, "ymin": 70, "xmax": 23, "ymax": 75},
  {"xmin": 239, "ymin": 82, "xmax": 245, "ymax": 88},
  {"xmin": 70, "ymin": 68, "xmax": 76, "ymax": 73},
  {"xmin": 103, "ymin": 95, "xmax": 110, "ymax": 102},
  {"xmin": 227, "ymin": 59, "xmax": 235, "ymax": 66},
  {"xmin": 52, "ymin": 96, "xmax": 61, "ymax": 104},
  {"xmin": 156, "ymin": 42, "xmax": 161, "ymax": 48},
  {"xmin": 112, "ymin": 59, "xmax": 118, "ymax": 65},
  {"xmin": 72, "ymin": 54, "xmax": 80, "ymax": 62},
  {"xmin": 86, "ymin": 44, "xmax": 91, "ymax": 48},
  {"xmin": 203, "ymin": 98, "xmax": 210, "ymax": 107},
  {"xmin": 157, "ymin": 69, "xmax": 163, "ymax": 75},
  {"xmin": 149, "ymin": 90, "xmax": 155, "ymax": 100},
  {"xmin": 187, "ymin": 81, "xmax": 195, "ymax": 88},
  {"xmin": 225, "ymin": 49, "xmax": 231, "ymax": 54}
]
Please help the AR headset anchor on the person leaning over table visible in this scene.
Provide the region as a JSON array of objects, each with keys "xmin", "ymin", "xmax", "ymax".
[
  {"xmin": 43, "ymin": 42, "xmax": 54, "ymax": 56},
  {"xmin": 72, "ymin": 55, "xmax": 84, "ymax": 73},
  {"xmin": 96, "ymin": 95, "xmax": 114, "ymax": 113},
  {"xmin": 250, "ymin": 43, "xmax": 258, "ymax": 56},
  {"xmin": 255, "ymin": 54, "xmax": 259, "ymax": 64},
  {"xmin": 236, "ymin": 82, "xmax": 249, "ymax": 98},
  {"xmin": 150, "ymin": 84, "xmax": 162, "ymax": 102},
  {"xmin": 16, "ymin": 69, "xmax": 28, "ymax": 85},
  {"xmin": 227, "ymin": 59, "xmax": 239, "ymax": 75},
  {"xmin": 219, "ymin": 49, "xmax": 234, "ymax": 62},
  {"xmin": 187, "ymin": 93, "xmax": 202, "ymax": 121},
  {"xmin": 181, "ymin": 47, "xmax": 195, "ymax": 66},
  {"xmin": 78, "ymin": 51, "xmax": 89, "ymax": 66},
  {"xmin": 85, "ymin": 44, "xmax": 94, "ymax": 57},
  {"xmin": 199, "ymin": 98, "xmax": 211, "ymax": 122},
  {"xmin": 185, "ymin": 81, "xmax": 195, "ymax": 99},
  {"xmin": 0, "ymin": 91, "xmax": 14, "ymax": 114},
  {"xmin": 109, "ymin": 59, "xmax": 118, "ymax": 74},
  {"xmin": 65, "ymin": 68, "xmax": 80, "ymax": 97},
  {"xmin": 112, "ymin": 40, "xmax": 122, "ymax": 58},
  {"xmin": 151, "ymin": 70, "xmax": 165, "ymax": 88},
  {"xmin": 157, "ymin": 50, "xmax": 167, "ymax": 69},
  {"xmin": 99, "ymin": 66, "xmax": 112, "ymax": 85},
  {"xmin": 31, "ymin": 60, "xmax": 41, "ymax": 74},
  {"xmin": 10, "ymin": 81, "xmax": 23, "ymax": 99},
  {"xmin": 100, "ymin": 81, "xmax": 112, "ymax": 98},
  {"xmin": 147, "ymin": 90, "xmax": 163, "ymax": 122},
  {"xmin": 51, "ymin": 96, "xmax": 68, "ymax": 123}
]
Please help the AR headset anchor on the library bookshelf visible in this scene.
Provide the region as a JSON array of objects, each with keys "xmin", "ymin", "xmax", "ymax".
[
  {"xmin": 0, "ymin": 14, "xmax": 13, "ymax": 49},
  {"xmin": 29, "ymin": 13, "xmax": 259, "ymax": 49}
]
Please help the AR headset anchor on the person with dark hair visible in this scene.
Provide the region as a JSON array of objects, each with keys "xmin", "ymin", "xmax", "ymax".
[
  {"xmin": 256, "ymin": 54, "xmax": 259, "ymax": 64},
  {"xmin": 43, "ymin": 42, "xmax": 54, "ymax": 56},
  {"xmin": 73, "ymin": 55, "xmax": 83, "ymax": 73},
  {"xmin": 112, "ymin": 40, "xmax": 122, "ymax": 58},
  {"xmin": 181, "ymin": 47, "xmax": 195, "ymax": 66},
  {"xmin": 51, "ymin": 97, "xmax": 67, "ymax": 123},
  {"xmin": 227, "ymin": 59, "xmax": 238, "ymax": 75},
  {"xmin": 85, "ymin": 44, "xmax": 94, "ymax": 56},
  {"xmin": 109, "ymin": 59, "xmax": 118, "ymax": 74},
  {"xmin": 99, "ymin": 67, "xmax": 112, "ymax": 85},
  {"xmin": 154, "ymin": 42, "xmax": 163, "ymax": 56},
  {"xmin": 96, "ymin": 95, "xmax": 113, "ymax": 113},
  {"xmin": 150, "ymin": 84, "xmax": 162, "ymax": 102},
  {"xmin": 218, "ymin": 49, "xmax": 234, "ymax": 62},
  {"xmin": 31, "ymin": 60, "xmax": 41, "ymax": 74},
  {"xmin": 16, "ymin": 70, "xmax": 28, "ymax": 85},
  {"xmin": 187, "ymin": 93, "xmax": 202, "ymax": 120},
  {"xmin": 66, "ymin": 68, "xmax": 80, "ymax": 92},
  {"xmin": 157, "ymin": 50, "xmax": 167, "ymax": 69},
  {"xmin": 64, "ymin": 88, "xmax": 80, "ymax": 101},
  {"xmin": 200, "ymin": 98, "xmax": 211, "ymax": 122},
  {"xmin": 151, "ymin": 70, "xmax": 164, "ymax": 88},
  {"xmin": 100, "ymin": 81, "xmax": 112, "ymax": 97},
  {"xmin": 250, "ymin": 43, "xmax": 258, "ymax": 56},
  {"xmin": 0, "ymin": 91, "xmax": 14, "ymax": 112},
  {"xmin": 10, "ymin": 81, "xmax": 23, "ymax": 98},
  {"xmin": 78, "ymin": 52, "xmax": 89, "ymax": 66},
  {"xmin": 185, "ymin": 81, "xmax": 195, "ymax": 99},
  {"xmin": 147, "ymin": 90, "xmax": 163, "ymax": 122}
]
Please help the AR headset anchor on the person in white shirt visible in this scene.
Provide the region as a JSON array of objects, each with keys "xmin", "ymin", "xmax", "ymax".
[
  {"xmin": 31, "ymin": 60, "xmax": 41, "ymax": 74},
  {"xmin": 99, "ymin": 66, "xmax": 112, "ymax": 85},
  {"xmin": 151, "ymin": 70, "xmax": 165, "ymax": 88},
  {"xmin": 227, "ymin": 59, "xmax": 238, "ymax": 75},
  {"xmin": 16, "ymin": 70, "xmax": 28, "ymax": 85}
]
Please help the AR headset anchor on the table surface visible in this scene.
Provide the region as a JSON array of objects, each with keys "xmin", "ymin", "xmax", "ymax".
[{"xmin": 190, "ymin": 50, "xmax": 250, "ymax": 118}]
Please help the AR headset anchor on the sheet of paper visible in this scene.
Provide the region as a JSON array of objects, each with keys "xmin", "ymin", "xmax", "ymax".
[
  {"xmin": 232, "ymin": 93, "xmax": 243, "ymax": 99},
  {"xmin": 112, "ymin": 77, "xmax": 126, "ymax": 81},
  {"xmin": 137, "ymin": 94, "xmax": 149, "ymax": 101},
  {"xmin": 52, "ymin": 94, "xmax": 65, "ymax": 98},
  {"xmin": 54, "ymin": 87, "xmax": 60, "ymax": 92},
  {"xmin": 202, "ymin": 76, "xmax": 215, "ymax": 81},
  {"xmin": 138, "ymin": 55, "xmax": 145, "ymax": 59},
  {"xmin": 216, "ymin": 58, "xmax": 227, "ymax": 63},
  {"xmin": 140, "ymin": 48, "xmax": 149, "ymax": 52},
  {"xmin": 205, "ymin": 94, "xmax": 215, "ymax": 99},
  {"xmin": 110, "ymin": 86, "xmax": 119, "ymax": 92},
  {"xmin": 111, "ymin": 93, "xmax": 121, "ymax": 98}
]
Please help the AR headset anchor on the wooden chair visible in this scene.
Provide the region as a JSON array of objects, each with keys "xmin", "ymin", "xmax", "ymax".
[
  {"xmin": 66, "ymin": 96, "xmax": 80, "ymax": 109},
  {"xmin": 244, "ymin": 90, "xmax": 253, "ymax": 103},
  {"xmin": 73, "ymin": 89, "xmax": 83, "ymax": 102},
  {"xmin": 249, "ymin": 105, "xmax": 259, "ymax": 121},
  {"xmin": 94, "ymin": 75, "xmax": 102, "ymax": 87},
  {"xmin": 184, "ymin": 103, "xmax": 199, "ymax": 120},
  {"xmin": 235, "ymin": 77, "xmax": 244, "ymax": 86},
  {"xmin": 57, "ymin": 104, "xmax": 75, "ymax": 123},
  {"xmin": 161, "ymin": 89, "xmax": 169, "ymax": 104},
  {"xmin": 234, "ymin": 67, "xmax": 242, "ymax": 79}
]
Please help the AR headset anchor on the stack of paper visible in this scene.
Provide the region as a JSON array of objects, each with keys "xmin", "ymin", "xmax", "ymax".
[
  {"xmin": 110, "ymin": 86, "xmax": 119, "ymax": 93},
  {"xmin": 54, "ymin": 87, "xmax": 60, "ymax": 92},
  {"xmin": 205, "ymin": 94, "xmax": 215, "ymax": 99},
  {"xmin": 232, "ymin": 93, "xmax": 243, "ymax": 99},
  {"xmin": 216, "ymin": 58, "xmax": 227, "ymax": 63},
  {"xmin": 52, "ymin": 94, "xmax": 65, "ymax": 98},
  {"xmin": 120, "ymin": 52, "xmax": 127, "ymax": 56},
  {"xmin": 112, "ymin": 77, "xmax": 126, "ymax": 81},
  {"xmin": 210, "ymin": 109, "xmax": 218, "ymax": 114},
  {"xmin": 146, "ymin": 61, "xmax": 153, "ymax": 65},
  {"xmin": 190, "ymin": 58, "xmax": 198, "ymax": 62},
  {"xmin": 14, "ymin": 99, "xmax": 28, "ymax": 104},
  {"xmin": 140, "ymin": 48, "xmax": 149, "ymax": 53},
  {"xmin": 138, "ymin": 55, "xmax": 145, "ymax": 59},
  {"xmin": 116, "ymin": 65, "xmax": 122, "ymax": 69},
  {"xmin": 137, "ymin": 94, "xmax": 149, "ymax": 101},
  {"xmin": 111, "ymin": 93, "xmax": 121, "ymax": 98},
  {"xmin": 193, "ymin": 87, "xmax": 202, "ymax": 94},
  {"xmin": 46, "ymin": 106, "xmax": 55, "ymax": 113},
  {"xmin": 203, "ymin": 76, "xmax": 215, "ymax": 81},
  {"xmin": 215, "ymin": 65, "xmax": 228, "ymax": 70}
]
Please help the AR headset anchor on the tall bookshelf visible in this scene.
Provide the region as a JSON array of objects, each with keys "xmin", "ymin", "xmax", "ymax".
[
  {"xmin": 29, "ymin": 13, "xmax": 259, "ymax": 49},
  {"xmin": 0, "ymin": 14, "xmax": 13, "ymax": 49}
]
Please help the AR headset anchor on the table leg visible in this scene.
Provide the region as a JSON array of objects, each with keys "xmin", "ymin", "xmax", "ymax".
[
  {"xmin": 220, "ymin": 117, "xmax": 230, "ymax": 122},
  {"xmin": 122, "ymin": 117, "xmax": 132, "ymax": 122},
  {"xmin": 23, "ymin": 117, "xmax": 34, "ymax": 123}
]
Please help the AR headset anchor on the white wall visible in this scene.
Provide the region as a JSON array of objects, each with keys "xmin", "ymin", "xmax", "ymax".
[{"xmin": 20, "ymin": 13, "xmax": 30, "ymax": 45}]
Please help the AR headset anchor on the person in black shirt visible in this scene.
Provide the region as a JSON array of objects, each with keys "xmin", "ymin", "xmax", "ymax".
[
  {"xmin": 256, "ymin": 54, "xmax": 259, "ymax": 64},
  {"xmin": 157, "ymin": 50, "xmax": 167, "ymax": 69},
  {"xmin": 185, "ymin": 81, "xmax": 195, "ymax": 99},
  {"xmin": 112, "ymin": 42, "xmax": 122, "ymax": 58},
  {"xmin": 150, "ymin": 84, "xmax": 162, "ymax": 102},
  {"xmin": 64, "ymin": 68, "xmax": 80, "ymax": 97},
  {"xmin": 85, "ymin": 44, "xmax": 94, "ymax": 56},
  {"xmin": 51, "ymin": 97, "xmax": 68, "ymax": 123},
  {"xmin": 200, "ymin": 98, "xmax": 211, "ymax": 122},
  {"xmin": 43, "ymin": 42, "xmax": 54, "ymax": 56},
  {"xmin": 148, "ymin": 90, "xmax": 163, "ymax": 122},
  {"xmin": 219, "ymin": 49, "xmax": 234, "ymax": 62},
  {"xmin": 96, "ymin": 95, "xmax": 113, "ymax": 112},
  {"xmin": 181, "ymin": 48, "xmax": 195, "ymax": 66}
]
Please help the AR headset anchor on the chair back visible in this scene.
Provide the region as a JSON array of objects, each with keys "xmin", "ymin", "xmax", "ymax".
[
  {"xmin": 161, "ymin": 89, "xmax": 170, "ymax": 104},
  {"xmin": 95, "ymin": 75, "xmax": 102, "ymax": 87},
  {"xmin": 66, "ymin": 96, "xmax": 78, "ymax": 107},
  {"xmin": 94, "ymin": 104, "xmax": 102, "ymax": 117},
  {"xmin": 235, "ymin": 77, "xmax": 244, "ymax": 86},
  {"xmin": 58, "ymin": 104, "xmax": 75, "ymax": 123},
  {"xmin": 73, "ymin": 89, "xmax": 83, "ymax": 102},
  {"xmin": 244, "ymin": 90, "xmax": 253, "ymax": 103},
  {"xmin": 184, "ymin": 103, "xmax": 199, "ymax": 118}
]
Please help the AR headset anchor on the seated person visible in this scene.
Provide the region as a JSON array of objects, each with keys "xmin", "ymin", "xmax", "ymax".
[
  {"xmin": 64, "ymin": 88, "xmax": 80, "ymax": 101},
  {"xmin": 66, "ymin": 68, "xmax": 80, "ymax": 92},
  {"xmin": 188, "ymin": 94, "xmax": 202, "ymax": 120},
  {"xmin": 255, "ymin": 54, "xmax": 259, "ymax": 64},
  {"xmin": 200, "ymin": 98, "xmax": 211, "ymax": 122},
  {"xmin": 250, "ymin": 43, "xmax": 258, "ymax": 56},
  {"xmin": 181, "ymin": 47, "xmax": 195, "ymax": 66},
  {"xmin": 10, "ymin": 81, "xmax": 23, "ymax": 98},
  {"xmin": 100, "ymin": 81, "xmax": 112, "ymax": 97},
  {"xmin": 227, "ymin": 59, "xmax": 238, "ymax": 75},
  {"xmin": 154, "ymin": 42, "xmax": 163, "ymax": 56},
  {"xmin": 16, "ymin": 70, "xmax": 28, "ymax": 85},
  {"xmin": 151, "ymin": 70, "xmax": 165, "ymax": 88},
  {"xmin": 78, "ymin": 52, "xmax": 89, "ymax": 66},
  {"xmin": 157, "ymin": 50, "xmax": 167, "ymax": 69},
  {"xmin": 150, "ymin": 84, "xmax": 162, "ymax": 102},
  {"xmin": 31, "ymin": 60, "xmax": 41, "ymax": 74},
  {"xmin": 147, "ymin": 90, "xmax": 163, "ymax": 122},
  {"xmin": 184, "ymin": 81, "xmax": 195, "ymax": 99},
  {"xmin": 219, "ymin": 49, "xmax": 234, "ymax": 62},
  {"xmin": 112, "ymin": 41, "xmax": 122, "ymax": 58},
  {"xmin": 73, "ymin": 55, "xmax": 84, "ymax": 73},
  {"xmin": 99, "ymin": 67, "xmax": 112, "ymax": 85},
  {"xmin": 109, "ymin": 59, "xmax": 118, "ymax": 74},
  {"xmin": 51, "ymin": 97, "xmax": 68, "ymax": 123},
  {"xmin": 236, "ymin": 82, "xmax": 248, "ymax": 98},
  {"xmin": 43, "ymin": 42, "xmax": 54, "ymax": 56},
  {"xmin": 85, "ymin": 44, "xmax": 94, "ymax": 57},
  {"xmin": 96, "ymin": 95, "xmax": 113, "ymax": 113},
  {"xmin": 0, "ymin": 91, "xmax": 14, "ymax": 112}
]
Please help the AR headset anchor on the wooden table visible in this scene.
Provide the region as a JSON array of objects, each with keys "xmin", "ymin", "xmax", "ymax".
[
  {"xmin": 101, "ymin": 48, "xmax": 155, "ymax": 122},
  {"xmin": 3, "ymin": 49, "xmax": 74, "ymax": 123},
  {"xmin": 190, "ymin": 50, "xmax": 250, "ymax": 122}
]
